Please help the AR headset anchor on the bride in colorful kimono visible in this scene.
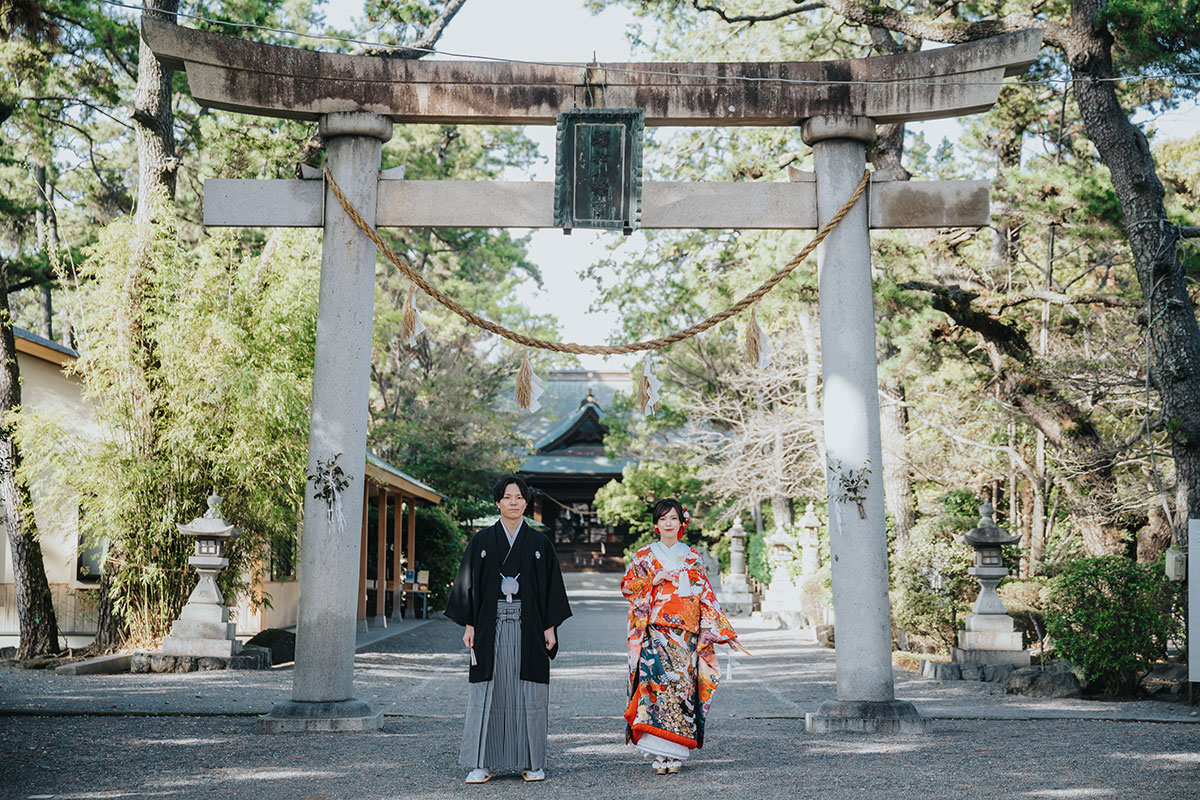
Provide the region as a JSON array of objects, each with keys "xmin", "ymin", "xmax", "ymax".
[{"xmin": 622, "ymin": 498, "xmax": 744, "ymax": 775}]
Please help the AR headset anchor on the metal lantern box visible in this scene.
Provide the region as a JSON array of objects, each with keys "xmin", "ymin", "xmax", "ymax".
[{"xmin": 554, "ymin": 108, "xmax": 644, "ymax": 234}]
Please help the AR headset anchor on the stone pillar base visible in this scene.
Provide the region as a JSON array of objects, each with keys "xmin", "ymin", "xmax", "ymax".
[
  {"xmin": 258, "ymin": 699, "xmax": 384, "ymax": 733},
  {"xmin": 805, "ymin": 700, "xmax": 929, "ymax": 734},
  {"xmin": 356, "ymin": 619, "xmax": 369, "ymax": 634},
  {"xmin": 369, "ymin": 615, "xmax": 387, "ymax": 629}
]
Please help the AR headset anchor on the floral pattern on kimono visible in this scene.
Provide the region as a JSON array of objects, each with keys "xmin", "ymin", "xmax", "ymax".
[{"xmin": 621, "ymin": 544, "xmax": 738, "ymax": 750}]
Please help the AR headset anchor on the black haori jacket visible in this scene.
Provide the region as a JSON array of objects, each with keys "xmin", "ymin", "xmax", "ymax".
[{"xmin": 444, "ymin": 521, "xmax": 572, "ymax": 684}]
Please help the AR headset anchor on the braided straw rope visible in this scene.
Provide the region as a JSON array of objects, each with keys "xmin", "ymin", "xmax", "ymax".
[{"xmin": 324, "ymin": 167, "xmax": 870, "ymax": 355}]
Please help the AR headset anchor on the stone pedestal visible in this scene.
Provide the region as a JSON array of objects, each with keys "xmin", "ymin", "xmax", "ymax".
[
  {"xmin": 758, "ymin": 527, "xmax": 806, "ymax": 628},
  {"xmin": 953, "ymin": 614, "xmax": 1030, "ymax": 666},
  {"xmin": 258, "ymin": 111, "xmax": 392, "ymax": 734},
  {"xmin": 161, "ymin": 591, "xmax": 241, "ymax": 658},
  {"xmin": 718, "ymin": 520, "xmax": 757, "ymax": 615},
  {"xmin": 759, "ymin": 581, "xmax": 806, "ymax": 629},
  {"xmin": 802, "ymin": 114, "xmax": 927, "ymax": 734}
]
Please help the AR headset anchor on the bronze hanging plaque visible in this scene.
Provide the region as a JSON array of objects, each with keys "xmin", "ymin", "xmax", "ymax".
[{"xmin": 554, "ymin": 108, "xmax": 644, "ymax": 234}]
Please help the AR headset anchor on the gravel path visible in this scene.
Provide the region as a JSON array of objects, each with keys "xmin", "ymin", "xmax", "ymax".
[{"xmin": 2, "ymin": 573, "xmax": 1197, "ymax": 799}]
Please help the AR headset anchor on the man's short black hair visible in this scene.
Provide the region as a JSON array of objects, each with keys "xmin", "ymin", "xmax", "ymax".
[{"xmin": 493, "ymin": 475, "xmax": 531, "ymax": 502}]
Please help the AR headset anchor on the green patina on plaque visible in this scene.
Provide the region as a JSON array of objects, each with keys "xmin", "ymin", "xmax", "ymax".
[{"xmin": 554, "ymin": 108, "xmax": 644, "ymax": 234}]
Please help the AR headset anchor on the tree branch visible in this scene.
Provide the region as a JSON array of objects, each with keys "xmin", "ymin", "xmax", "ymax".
[
  {"xmin": 900, "ymin": 280, "xmax": 1033, "ymax": 363},
  {"xmin": 692, "ymin": 1, "xmax": 825, "ymax": 25},
  {"xmin": 988, "ymin": 289, "xmax": 1140, "ymax": 312},
  {"xmin": 820, "ymin": 0, "xmax": 1066, "ymax": 50},
  {"xmin": 355, "ymin": 0, "xmax": 470, "ymax": 58}
]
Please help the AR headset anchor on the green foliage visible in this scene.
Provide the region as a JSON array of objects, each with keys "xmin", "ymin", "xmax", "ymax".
[
  {"xmin": 18, "ymin": 199, "xmax": 317, "ymax": 646},
  {"xmin": 1100, "ymin": 0, "xmax": 1200, "ymax": 89},
  {"xmin": 367, "ymin": 124, "xmax": 560, "ymax": 522},
  {"xmin": 1044, "ymin": 556, "xmax": 1183, "ymax": 696},
  {"xmin": 594, "ymin": 461, "xmax": 706, "ymax": 550},
  {"xmin": 891, "ymin": 494, "xmax": 979, "ymax": 652},
  {"xmin": 415, "ymin": 505, "xmax": 466, "ymax": 610},
  {"xmin": 746, "ymin": 528, "xmax": 772, "ymax": 585}
]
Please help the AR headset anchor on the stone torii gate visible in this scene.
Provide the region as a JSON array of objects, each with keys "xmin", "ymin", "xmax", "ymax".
[{"xmin": 143, "ymin": 19, "xmax": 1041, "ymax": 734}]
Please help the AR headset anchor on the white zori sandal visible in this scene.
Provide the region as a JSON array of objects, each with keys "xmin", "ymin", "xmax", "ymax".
[
  {"xmin": 667, "ymin": 759, "xmax": 682, "ymax": 774},
  {"xmin": 465, "ymin": 768, "xmax": 491, "ymax": 784},
  {"xmin": 653, "ymin": 757, "xmax": 669, "ymax": 776}
]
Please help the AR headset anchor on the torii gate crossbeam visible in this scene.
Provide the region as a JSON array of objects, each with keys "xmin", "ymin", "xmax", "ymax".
[{"xmin": 141, "ymin": 19, "xmax": 1042, "ymax": 735}]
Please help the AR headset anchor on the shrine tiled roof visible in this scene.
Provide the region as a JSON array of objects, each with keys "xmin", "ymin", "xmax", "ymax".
[{"xmin": 519, "ymin": 454, "xmax": 631, "ymax": 476}]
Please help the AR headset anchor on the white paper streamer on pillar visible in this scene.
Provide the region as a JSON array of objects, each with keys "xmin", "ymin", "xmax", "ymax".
[{"xmin": 329, "ymin": 488, "xmax": 346, "ymax": 533}]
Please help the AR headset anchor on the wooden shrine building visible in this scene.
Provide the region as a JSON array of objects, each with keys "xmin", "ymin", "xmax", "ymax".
[
  {"xmin": 355, "ymin": 454, "xmax": 444, "ymax": 629},
  {"xmin": 518, "ymin": 376, "xmax": 635, "ymax": 570}
]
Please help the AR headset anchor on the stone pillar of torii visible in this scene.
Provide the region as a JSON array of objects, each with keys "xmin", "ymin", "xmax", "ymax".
[{"xmin": 144, "ymin": 19, "xmax": 1041, "ymax": 734}]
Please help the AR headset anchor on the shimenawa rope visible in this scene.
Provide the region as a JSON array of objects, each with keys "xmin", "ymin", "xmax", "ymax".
[{"xmin": 323, "ymin": 167, "xmax": 870, "ymax": 355}]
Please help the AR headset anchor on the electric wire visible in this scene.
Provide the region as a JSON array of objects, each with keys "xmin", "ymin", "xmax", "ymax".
[{"xmin": 98, "ymin": 0, "xmax": 1200, "ymax": 90}]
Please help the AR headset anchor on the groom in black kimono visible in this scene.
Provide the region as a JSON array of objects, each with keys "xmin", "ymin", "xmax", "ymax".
[{"xmin": 445, "ymin": 475, "xmax": 571, "ymax": 783}]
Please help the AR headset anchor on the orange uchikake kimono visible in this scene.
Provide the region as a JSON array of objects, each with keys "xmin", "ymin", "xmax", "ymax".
[{"xmin": 621, "ymin": 543, "xmax": 739, "ymax": 755}]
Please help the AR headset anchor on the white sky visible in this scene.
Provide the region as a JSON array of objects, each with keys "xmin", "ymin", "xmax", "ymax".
[{"xmin": 323, "ymin": 0, "xmax": 1200, "ymax": 370}]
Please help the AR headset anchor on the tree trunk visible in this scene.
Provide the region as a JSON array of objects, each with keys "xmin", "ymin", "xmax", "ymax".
[
  {"xmin": 797, "ymin": 302, "xmax": 826, "ymax": 465},
  {"xmin": 771, "ymin": 493, "xmax": 794, "ymax": 531},
  {"xmin": 89, "ymin": 567, "xmax": 125, "ymax": 653},
  {"xmin": 1029, "ymin": 475, "xmax": 1046, "ymax": 576},
  {"xmin": 1019, "ymin": 479, "xmax": 1034, "ymax": 577},
  {"xmin": 0, "ymin": 262, "xmax": 61, "ymax": 658},
  {"xmin": 1067, "ymin": 0, "xmax": 1200, "ymax": 542},
  {"xmin": 88, "ymin": 0, "xmax": 182, "ymax": 652},
  {"xmin": 866, "ymin": 61, "xmax": 920, "ymax": 552},
  {"xmin": 33, "ymin": 166, "xmax": 54, "ymax": 341},
  {"xmin": 133, "ymin": 0, "xmax": 179, "ymax": 223},
  {"xmin": 880, "ymin": 385, "xmax": 916, "ymax": 551}
]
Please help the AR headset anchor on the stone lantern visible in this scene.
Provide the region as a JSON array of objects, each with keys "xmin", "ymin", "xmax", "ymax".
[
  {"xmin": 952, "ymin": 503, "xmax": 1029, "ymax": 667},
  {"xmin": 717, "ymin": 518, "xmax": 756, "ymax": 615},
  {"xmin": 797, "ymin": 502, "xmax": 821, "ymax": 580},
  {"xmin": 760, "ymin": 522, "xmax": 804, "ymax": 628},
  {"xmin": 161, "ymin": 493, "xmax": 243, "ymax": 658}
]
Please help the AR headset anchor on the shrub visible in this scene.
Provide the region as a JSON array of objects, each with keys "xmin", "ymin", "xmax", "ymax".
[
  {"xmin": 747, "ymin": 529, "xmax": 772, "ymax": 585},
  {"xmin": 999, "ymin": 576, "xmax": 1052, "ymax": 649},
  {"xmin": 1044, "ymin": 556, "xmax": 1182, "ymax": 696},
  {"xmin": 415, "ymin": 506, "xmax": 466, "ymax": 610},
  {"xmin": 892, "ymin": 527, "xmax": 975, "ymax": 652},
  {"xmin": 891, "ymin": 495, "xmax": 978, "ymax": 653}
]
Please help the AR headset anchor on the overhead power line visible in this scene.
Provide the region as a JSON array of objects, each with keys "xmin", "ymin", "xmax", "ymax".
[{"xmin": 97, "ymin": 0, "xmax": 1200, "ymax": 90}]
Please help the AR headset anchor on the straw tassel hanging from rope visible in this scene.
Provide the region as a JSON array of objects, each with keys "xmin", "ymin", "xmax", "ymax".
[
  {"xmin": 515, "ymin": 354, "xmax": 545, "ymax": 413},
  {"xmin": 637, "ymin": 355, "xmax": 663, "ymax": 415},
  {"xmin": 744, "ymin": 306, "xmax": 773, "ymax": 368},
  {"xmin": 403, "ymin": 284, "xmax": 427, "ymax": 347}
]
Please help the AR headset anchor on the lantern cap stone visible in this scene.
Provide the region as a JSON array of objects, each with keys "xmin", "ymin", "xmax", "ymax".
[
  {"xmin": 964, "ymin": 502, "xmax": 1020, "ymax": 547},
  {"xmin": 177, "ymin": 492, "xmax": 239, "ymax": 538}
]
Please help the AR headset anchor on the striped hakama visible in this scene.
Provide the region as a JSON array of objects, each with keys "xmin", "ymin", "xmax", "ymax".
[{"xmin": 459, "ymin": 601, "xmax": 549, "ymax": 771}]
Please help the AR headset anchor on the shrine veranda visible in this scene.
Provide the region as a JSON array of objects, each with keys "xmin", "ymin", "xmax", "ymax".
[{"xmin": 141, "ymin": 18, "xmax": 1043, "ymax": 733}]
